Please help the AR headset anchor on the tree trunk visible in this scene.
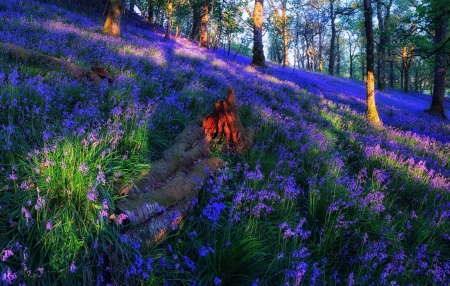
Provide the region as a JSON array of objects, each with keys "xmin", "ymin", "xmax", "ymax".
[
  {"xmin": 328, "ymin": 0, "xmax": 336, "ymax": 76},
  {"xmin": 164, "ymin": 0, "xmax": 173, "ymax": 40},
  {"xmin": 376, "ymin": 0, "xmax": 392, "ymax": 91},
  {"xmin": 427, "ymin": 8, "xmax": 448, "ymax": 119},
  {"xmin": 402, "ymin": 45, "xmax": 414, "ymax": 93},
  {"xmin": 251, "ymin": 0, "xmax": 266, "ymax": 67},
  {"xmin": 203, "ymin": 88, "xmax": 253, "ymax": 153},
  {"xmin": 364, "ymin": 0, "xmax": 381, "ymax": 125},
  {"xmin": 200, "ymin": 0, "xmax": 209, "ymax": 47},
  {"xmin": 336, "ymin": 32, "xmax": 341, "ymax": 75},
  {"xmin": 282, "ymin": 8, "xmax": 289, "ymax": 68},
  {"xmin": 190, "ymin": 3, "xmax": 202, "ymax": 41},
  {"xmin": 148, "ymin": 0, "xmax": 154, "ymax": 23},
  {"xmin": 103, "ymin": 0, "xmax": 123, "ymax": 36},
  {"xmin": 388, "ymin": 52, "xmax": 394, "ymax": 88},
  {"xmin": 129, "ymin": 0, "xmax": 136, "ymax": 17}
]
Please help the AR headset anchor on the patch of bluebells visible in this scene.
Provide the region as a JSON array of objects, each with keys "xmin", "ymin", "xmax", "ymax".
[{"xmin": 1, "ymin": 0, "xmax": 450, "ymax": 284}]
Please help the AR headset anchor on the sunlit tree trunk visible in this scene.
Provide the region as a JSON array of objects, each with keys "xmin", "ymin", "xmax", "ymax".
[
  {"xmin": 364, "ymin": 0, "xmax": 381, "ymax": 125},
  {"xmin": 200, "ymin": 0, "xmax": 209, "ymax": 47},
  {"xmin": 103, "ymin": 0, "xmax": 123, "ymax": 36},
  {"xmin": 251, "ymin": 0, "xmax": 266, "ymax": 66},
  {"xmin": 164, "ymin": 0, "xmax": 173, "ymax": 40},
  {"xmin": 281, "ymin": 10, "xmax": 289, "ymax": 68},
  {"xmin": 402, "ymin": 45, "xmax": 414, "ymax": 93}
]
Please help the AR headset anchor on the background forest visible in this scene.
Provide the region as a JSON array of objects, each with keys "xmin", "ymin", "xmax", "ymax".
[
  {"xmin": 0, "ymin": 0, "xmax": 449, "ymax": 285},
  {"xmin": 91, "ymin": 0, "xmax": 450, "ymax": 96}
]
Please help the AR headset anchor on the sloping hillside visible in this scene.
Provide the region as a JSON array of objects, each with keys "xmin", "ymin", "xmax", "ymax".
[{"xmin": 0, "ymin": 1, "xmax": 449, "ymax": 285}]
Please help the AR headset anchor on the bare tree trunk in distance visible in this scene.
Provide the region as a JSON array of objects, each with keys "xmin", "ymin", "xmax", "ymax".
[
  {"xmin": 251, "ymin": 0, "xmax": 266, "ymax": 67},
  {"xmin": 200, "ymin": 0, "xmax": 209, "ymax": 47},
  {"xmin": 103, "ymin": 0, "xmax": 123, "ymax": 36},
  {"xmin": 148, "ymin": 0, "xmax": 154, "ymax": 23},
  {"xmin": 281, "ymin": 8, "xmax": 289, "ymax": 68},
  {"xmin": 364, "ymin": 0, "xmax": 382, "ymax": 125},
  {"xmin": 376, "ymin": 0, "xmax": 392, "ymax": 91},
  {"xmin": 164, "ymin": 0, "xmax": 173, "ymax": 40},
  {"xmin": 426, "ymin": 7, "xmax": 448, "ymax": 119},
  {"xmin": 402, "ymin": 44, "xmax": 414, "ymax": 93},
  {"xmin": 328, "ymin": 0, "xmax": 336, "ymax": 75}
]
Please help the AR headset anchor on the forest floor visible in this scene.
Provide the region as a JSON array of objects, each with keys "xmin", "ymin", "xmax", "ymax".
[{"xmin": 1, "ymin": 1, "xmax": 450, "ymax": 285}]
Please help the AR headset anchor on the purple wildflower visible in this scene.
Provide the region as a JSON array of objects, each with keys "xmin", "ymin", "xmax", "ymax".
[
  {"xmin": 1, "ymin": 249, "xmax": 14, "ymax": 262},
  {"xmin": 2, "ymin": 268, "xmax": 17, "ymax": 285},
  {"xmin": 69, "ymin": 262, "xmax": 77, "ymax": 273},
  {"xmin": 213, "ymin": 276, "xmax": 222, "ymax": 285},
  {"xmin": 46, "ymin": 220, "xmax": 52, "ymax": 230},
  {"xmin": 79, "ymin": 162, "xmax": 89, "ymax": 176}
]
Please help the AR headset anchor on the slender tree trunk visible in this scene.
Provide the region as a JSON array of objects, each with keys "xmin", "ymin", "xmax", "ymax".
[
  {"xmin": 164, "ymin": 0, "xmax": 173, "ymax": 40},
  {"xmin": 388, "ymin": 51, "xmax": 394, "ymax": 88},
  {"xmin": 349, "ymin": 56, "xmax": 353, "ymax": 78},
  {"xmin": 129, "ymin": 0, "xmax": 136, "ymax": 17},
  {"xmin": 282, "ymin": 8, "xmax": 289, "ymax": 68},
  {"xmin": 376, "ymin": 0, "xmax": 392, "ymax": 91},
  {"xmin": 336, "ymin": 32, "xmax": 341, "ymax": 75},
  {"xmin": 364, "ymin": 0, "xmax": 381, "ymax": 125},
  {"xmin": 402, "ymin": 45, "xmax": 414, "ymax": 93},
  {"xmin": 175, "ymin": 4, "xmax": 181, "ymax": 38},
  {"xmin": 148, "ymin": 0, "xmax": 154, "ymax": 23},
  {"xmin": 208, "ymin": 0, "xmax": 215, "ymax": 47},
  {"xmin": 251, "ymin": 0, "xmax": 266, "ymax": 66},
  {"xmin": 361, "ymin": 55, "xmax": 365, "ymax": 80},
  {"xmin": 200, "ymin": 0, "xmax": 209, "ymax": 47},
  {"xmin": 103, "ymin": 0, "xmax": 123, "ymax": 36},
  {"xmin": 328, "ymin": 0, "xmax": 336, "ymax": 75}
]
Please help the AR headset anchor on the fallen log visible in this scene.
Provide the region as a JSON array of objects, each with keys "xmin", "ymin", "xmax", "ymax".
[
  {"xmin": 0, "ymin": 42, "xmax": 114, "ymax": 84},
  {"xmin": 116, "ymin": 88, "xmax": 252, "ymax": 244}
]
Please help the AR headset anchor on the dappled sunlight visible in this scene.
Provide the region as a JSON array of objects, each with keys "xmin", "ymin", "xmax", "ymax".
[{"xmin": 1, "ymin": 0, "xmax": 450, "ymax": 285}]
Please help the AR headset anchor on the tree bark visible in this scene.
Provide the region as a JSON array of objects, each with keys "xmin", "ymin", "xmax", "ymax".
[
  {"xmin": 148, "ymin": 0, "xmax": 154, "ymax": 23},
  {"xmin": 200, "ymin": 0, "xmax": 209, "ymax": 47},
  {"xmin": 0, "ymin": 42, "xmax": 113, "ymax": 84},
  {"xmin": 364, "ymin": 0, "xmax": 382, "ymax": 125},
  {"xmin": 203, "ymin": 88, "xmax": 253, "ymax": 153},
  {"xmin": 281, "ymin": 8, "xmax": 289, "ymax": 68},
  {"xmin": 376, "ymin": 0, "xmax": 392, "ymax": 91},
  {"xmin": 402, "ymin": 45, "xmax": 414, "ymax": 93},
  {"xmin": 328, "ymin": 0, "xmax": 336, "ymax": 75},
  {"xmin": 164, "ymin": 0, "xmax": 173, "ymax": 40},
  {"xmin": 190, "ymin": 3, "xmax": 202, "ymax": 41},
  {"xmin": 427, "ymin": 8, "xmax": 448, "ymax": 119},
  {"xmin": 251, "ymin": 0, "xmax": 266, "ymax": 67},
  {"xmin": 103, "ymin": 0, "xmax": 123, "ymax": 36}
]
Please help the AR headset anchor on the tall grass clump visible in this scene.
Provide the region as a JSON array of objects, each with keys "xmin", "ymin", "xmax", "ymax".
[{"xmin": 0, "ymin": 62, "xmax": 157, "ymax": 284}]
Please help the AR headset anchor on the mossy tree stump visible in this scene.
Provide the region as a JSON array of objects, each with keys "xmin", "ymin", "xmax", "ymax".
[{"xmin": 203, "ymin": 88, "xmax": 252, "ymax": 154}]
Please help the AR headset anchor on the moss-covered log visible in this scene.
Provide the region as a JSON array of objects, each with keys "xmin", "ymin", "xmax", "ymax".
[{"xmin": 0, "ymin": 42, "xmax": 114, "ymax": 84}]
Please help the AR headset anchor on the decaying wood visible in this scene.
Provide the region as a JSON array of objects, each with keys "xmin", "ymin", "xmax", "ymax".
[
  {"xmin": 0, "ymin": 42, "xmax": 114, "ymax": 84},
  {"xmin": 203, "ymin": 88, "xmax": 253, "ymax": 153},
  {"xmin": 116, "ymin": 89, "xmax": 252, "ymax": 244},
  {"xmin": 116, "ymin": 123, "xmax": 221, "ymax": 242}
]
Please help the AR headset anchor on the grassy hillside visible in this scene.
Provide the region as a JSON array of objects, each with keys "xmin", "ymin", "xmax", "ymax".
[{"xmin": 0, "ymin": 0, "xmax": 449, "ymax": 285}]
